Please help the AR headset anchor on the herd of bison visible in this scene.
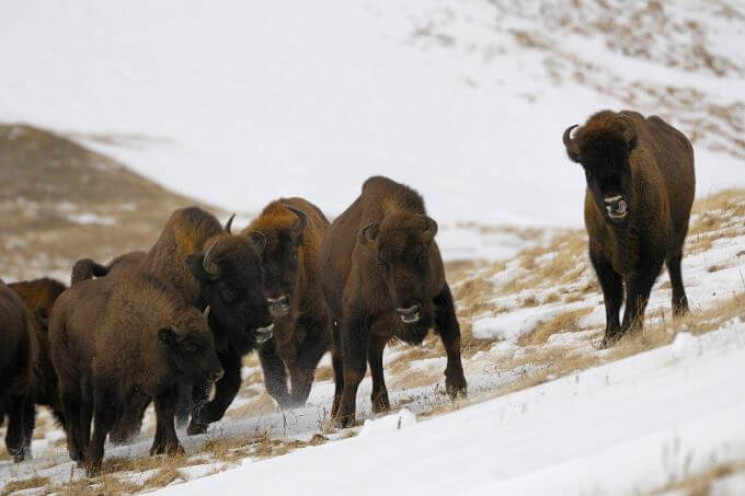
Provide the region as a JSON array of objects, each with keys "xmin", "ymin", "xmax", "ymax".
[{"xmin": 0, "ymin": 110, "xmax": 695, "ymax": 476}]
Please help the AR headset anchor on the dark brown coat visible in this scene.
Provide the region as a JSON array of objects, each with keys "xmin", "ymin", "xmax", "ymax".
[
  {"xmin": 244, "ymin": 197, "xmax": 332, "ymax": 408},
  {"xmin": 49, "ymin": 271, "xmax": 223, "ymax": 475},
  {"xmin": 0, "ymin": 280, "xmax": 36, "ymax": 462},
  {"xmin": 8, "ymin": 278, "xmax": 68, "ymax": 444},
  {"xmin": 71, "ymin": 251, "xmax": 146, "ymax": 284},
  {"xmin": 563, "ymin": 110, "xmax": 695, "ymax": 344},
  {"xmin": 139, "ymin": 207, "xmax": 272, "ymax": 434},
  {"xmin": 320, "ymin": 176, "xmax": 467, "ymax": 427}
]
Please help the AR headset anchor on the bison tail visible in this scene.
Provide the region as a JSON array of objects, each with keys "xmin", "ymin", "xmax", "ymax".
[{"xmin": 71, "ymin": 259, "xmax": 109, "ymax": 285}]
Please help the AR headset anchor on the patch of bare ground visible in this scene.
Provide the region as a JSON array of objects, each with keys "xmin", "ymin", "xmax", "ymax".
[
  {"xmin": 0, "ymin": 123, "xmax": 221, "ymax": 282},
  {"xmin": 649, "ymin": 459, "xmax": 745, "ymax": 495}
]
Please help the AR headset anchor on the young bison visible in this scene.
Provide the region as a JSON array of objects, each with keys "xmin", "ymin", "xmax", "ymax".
[
  {"xmin": 320, "ymin": 176, "xmax": 467, "ymax": 427},
  {"xmin": 49, "ymin": 271, "xmax": 223, "ymax": 476},
  {"xmin": 563, "ymin": 110, "xmax": 695, "ymax": 345},
  {"xmin": 0, "ymin": 280, "xmax": 35, "ymax": 462},
  {"xmin": 8, "ymin": 278, "xmax": 68, "ymax": 453},
  {"xmin": 139, "ymin": 207, "xmax": 273, "ymax": 435},
  {"xmin": 244, "ymin": 198, "xmax": 332, "ymax": 408}
]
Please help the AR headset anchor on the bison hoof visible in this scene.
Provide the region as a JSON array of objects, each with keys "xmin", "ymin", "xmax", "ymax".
[
  {"xmin": 11, "ymin": 447, "xmax": 25, "ymax": 463},
  {"xmin": 86, "ymin": 461, "xmax": 102, "ymax": 478},
  {"xmin": 333, "ymin": 412, "xmax": 356, "ymax": 429},
  {"xmin": 187, "ymin": 421, "xmax": 208, "ymax": 436},
  {"xmin": 446, "ymin": 378, "xmax": 467, "ymax": 400},
  {"xmin": 600, "ymin": 332, "xmax": 623, "ymax": 348}
]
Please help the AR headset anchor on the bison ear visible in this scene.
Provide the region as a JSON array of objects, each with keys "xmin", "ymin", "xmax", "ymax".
[
  {"xmin": 616, "ymin": 116, "xmax": 638, "ymax": 154},
  {"xmin": 248, "ymin": 230, "xmax": 266, "ymax": 255},
  {"xmin": 358, "ymin": 223, "xmax": 379, "ymax": 245},
  {"xmin": 420, "ymin": 216, "xmax": 438, "ymax": 244},
  {"xmin": 158, "ymin": 326, "xmax": 179, "ymax": 349}
]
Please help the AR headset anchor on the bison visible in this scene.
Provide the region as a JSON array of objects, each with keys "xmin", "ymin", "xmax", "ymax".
[
  {"xmin": 320, "ymin": 176, "xmax": 467, "ymax": 427},
  {"xmin": 244, "ymin": 198, "xmax": 332, "ymax": 408},
  {"xmin": 7, "ymin": 278, "xmax": 68, "ymax": 454},
  {"xmin": 138, "ymin": 207, "xmax": 273, "ymax": 435},
  {"xmin": 49, "ymin": 270, "xmax": 223, "ymax": 475},
  {"xmin": 563, "ymin": 110, "xmax": 695, "ymax": 345},
  {"xmin": 0, "ymin": 279, "xmax": 36, "ymax": 462}
]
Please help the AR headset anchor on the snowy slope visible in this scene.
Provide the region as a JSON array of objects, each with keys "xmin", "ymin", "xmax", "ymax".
[
  {"xmin": 1, "ymin": 0, "xmax": 743, "ymax": 234},
  {"xmin": 153, "ymin": 323, "xmax": 745, "ymax": 496}
]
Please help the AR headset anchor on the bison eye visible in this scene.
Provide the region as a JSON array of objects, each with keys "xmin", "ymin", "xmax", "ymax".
[
  {"xmin": 220, "ymin": 287, "xmax": 238, "ymax": 303},
  {"xmin": 183, "ymin": 342, "xmax": 198, "ymax": 353},
  {"xmin": 417, "ymin": 252, "xmax": 427, "ymax": 267}
]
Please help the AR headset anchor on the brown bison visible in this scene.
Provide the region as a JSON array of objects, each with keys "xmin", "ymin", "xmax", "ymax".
[
  {"xmin": 7, "ymin": 278, "xmax": 68, "ymax": 452},
  {"xmin": 138, "ymin": 207, "xmax": 273, "ymax": 435},
  {"xmin": 71, "ymin": 251, "xmax": 146, "ymax": 284},
  {"xmin": 49, "ymin": 271, "xmax": 223, "ymax": 475},
  {"xmin": 320, "ymin": 176, "xmax": 467, "ymax": 427},
  {"xmin": 563, "ymin": 110, "xmax": 695, "ymax": 345},
  {"xmin": 244, "ymin": 198, "xmax": 332, "ymax": 408},
  {"xmin": 0, "ymin": 279, "xmax": 36, "ymax": 462}
]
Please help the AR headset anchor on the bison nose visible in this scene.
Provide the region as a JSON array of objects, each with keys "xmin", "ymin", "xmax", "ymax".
[
  {"xmin": 210, "ymin": 367, "xmax": 225, "ymax": 383},
  {"xmin": 604, "ymin": 195, "xmax": 629, "ymax": 220},
  {"xmin": 397, "ymin": 305, "xmax": 421, "ymax": 324},
  {"xmin": 267, "ymin": 295, "xmax": 291, "ymax": 317}
]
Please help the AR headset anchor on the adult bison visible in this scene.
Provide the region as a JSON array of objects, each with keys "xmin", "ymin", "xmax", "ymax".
[
  {"xmin": 0, "ymin": 280, "xmax": 35, "ymax": 462},
  {"xmin": 244, "ymin": 198, "xmax": 332, "ymax": 408},
  {"xmin": 563, "ymin": 110, "xmax": 695, "ymax": 345},
  {"xmin": 138, "ymin": 207, "xmax": 273, "ymax": 435},
  {"xmin": 49, "ymin": 271, "xmax": 223, "ymax": 475},
  {"xmin": 320, "ymin": 176, "xmax": 467, "ymax": 427},
  {"xmin": 8, "ymin": 278, "xmax": 68, "ymax": 452}
]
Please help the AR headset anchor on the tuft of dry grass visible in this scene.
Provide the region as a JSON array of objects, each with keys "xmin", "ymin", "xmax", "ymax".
[
  {"xmin": 518, "ymin": 307, "xmax": 594, "ymax": 346},
  {"xmin": 1, "ymin": 475, "xmax": 50, "ymax": 496},
  {"xmin": 650, "ymin": 459, "xmax": 745, "ymax": 495}
]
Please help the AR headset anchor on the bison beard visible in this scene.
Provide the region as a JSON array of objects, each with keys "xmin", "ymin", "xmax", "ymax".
[
  {"xmin": 563, "ymin": 110, "xmax": 695, "ymax": 345},
  {"xmin": 320, "ymin": 176, "xmax": 467, "ymax": 428}
]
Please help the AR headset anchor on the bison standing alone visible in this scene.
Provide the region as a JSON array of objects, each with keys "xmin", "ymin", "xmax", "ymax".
[
  {"xmin": 563, "ymin": 110, "xmax": 695, "ymax": 345},
  {"xmin": 320, "ymin": 176, "xmax": 467, "ymax": 427},
  {"xmin": 244, "ymin": 198, "xmax": 332, "ymax": 408}
]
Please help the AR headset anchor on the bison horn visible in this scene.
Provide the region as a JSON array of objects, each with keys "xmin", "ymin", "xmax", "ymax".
[
  {"xmin": 420, "ymin": 216, "xmax": 438, "ymax": 243},
  {"xmin": 283, "ymin": 205, "xmax": 309, "ymax": 233},
  {"xmin": 616, "ymin": 115, "xmax": 638, "ymax": 148},
  {"xmin": 563, "ymin": 124, "xmax": 580, "ymax": 158},
  {"xmin": 247, "ymin": 230, "xmax": 266, "ymax": 255},
  {"xmin": 224, "ymin": 214, "xmax": 236, "ymax": 234},
  {"xmin": 203, "ymin": 242, "xmax": 221, "ymax": 278}
]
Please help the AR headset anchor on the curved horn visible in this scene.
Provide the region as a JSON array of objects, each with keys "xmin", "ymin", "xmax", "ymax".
[
  {"xmin": 224, "ymin": 214, "xmax": 236, "ymax": 234},
  {"xmin": 283, "ymin": 205, "xmax": 308, "ymax": 233},
  {"xmin": 616, "ymin": 115, "xmax": 637, "ymax": 146},
  {"xmin": 203, "ymin": 242, "xmax": 220, "ymax": 278},
  {"xmin": 563, "ymin": 124, "xmax": 580, "ymax": 158},
  {"xmin": 421, "ymin": 216, "xmax": 438, "ymax": 243}
]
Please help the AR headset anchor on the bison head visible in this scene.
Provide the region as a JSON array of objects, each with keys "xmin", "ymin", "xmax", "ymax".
[
  {"xmin": 254, "ymin": 205, "xmax": 309, "ymax": 319},
  {"xmin": 563, "ymin": 114, "xmax": 637, "ymax": 228},
  {"xmin": 186, "ymin": 234, "xmax": 273, "ymax": 353},
  {"xmin": 158, "ymin": 310, "xmax": 224, "ymax": 383},
  {"xmin": 360, "ymin": 211, "xmax": 438, "ymax": 328}
]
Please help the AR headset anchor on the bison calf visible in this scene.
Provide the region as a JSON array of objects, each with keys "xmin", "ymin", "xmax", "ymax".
[
  {"xmin": 563, "ymin": 110, "xmax": 695, "ymax": 345},
  {"xmin": 321, "ymin": 176, "xmax": 467, "ymax": 427},
  {"xmin": 49, "ymin": 272, "xmax": 223, "ymax": 475},
  {"xmin": 245, "ymin": 198, "xmax": 332, "ymax": 408},
  {"xmin": 0, "ymin": 280, "xmax": 35, "ymax": 462}
]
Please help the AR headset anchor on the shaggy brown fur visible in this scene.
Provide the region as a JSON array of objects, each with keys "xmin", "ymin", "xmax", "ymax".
[
  {"xmin": 563, "ymin": 110, "xmax": 695, "ymax": 345},
  {"xmin": 139, "ymin": 207, "xmax": 272, "ymax": 435},
  {"xmin": 48, "ymin": 271, "xmax": 223, "ymax": 476},
  {"xmin": 244, "ymin": 197, "xmax": 332, "ymax": 408},
  {"xmin": 71, "ymin": 251, "xmax": 146, "ymax": 284},
  {"xmin": 0, "ymin": 280, "xmax": 36, "ymax": 462},
  {"xmin": 7, "ymin": 278, "xmax": 68, "ymax": 447},
  {"xmin": 320, "ymin": 176, "xmax": 467, "ymax": 427}
]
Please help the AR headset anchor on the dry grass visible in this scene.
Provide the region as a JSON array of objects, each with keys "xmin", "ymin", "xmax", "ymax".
[
  {"xmin": 650, "ymin": 459, "xmax": 745, "ymax": 495},
  {"xmin": 517, "ymin": 307, "xmax": 594, "ymax": 346},
  {"xmin": 1, "ymin": 475, "xmax": 49, "ymax": 496}
]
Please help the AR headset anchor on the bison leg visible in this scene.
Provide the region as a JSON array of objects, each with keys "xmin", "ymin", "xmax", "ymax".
[
  {"xmin": 289, "ymin": 322, "xmax": 330, "ymax": 407},
  {"xmin": 335, "ymin": 310, "xmax": 369, "ymax": 428},
  {"xmin": 330, "ymin": 322, "xmax": 344, "ymax": 419},
  {"xmin": 5, "ymin": 394, "xmax": 26, "ymax": 463},
  {"xmin": 368, "ymin": 334, "xmax": 390, "ymax": 414},
  {"xmin": 152, "ymin": 390, "xmax": 184, "ymax": 456},
  {"xmin": 590, "ymin": 249, "xmax": 623, "ymax": 344},
  {"xmin": 188, "ymin": 349, "xmax": 241, "ymax": 435},
  {"xmin": 666, "ymin": 252, "xmax": 689, "ymax": 316},
  {"xmin": 258, "ymin": 338, "xmax": 292, "ymax": 408},
  {"xmin": 618, "ymin": 258, "xmax": 664, "ymax": 340},
  {"xmin": 434, "ymin": 285, "xmax": 467, "ymax": 398},
  {"xmin": 22, "ymin": 400, "xmax": 35, "ymax": 460},
  {"xmin": 86, "ymin": 385, "xmax": 116, "ymax": 477},
  {"xmin": 60, "ymin": 386, "xmax": 85, "ymax": 463}
]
